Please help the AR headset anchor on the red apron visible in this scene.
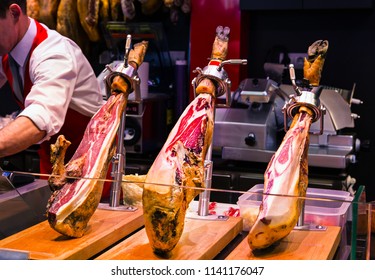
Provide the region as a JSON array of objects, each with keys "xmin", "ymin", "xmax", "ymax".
[{"xmin": 1, "ymin": 20, "xmax": 91, "ymax": 176}]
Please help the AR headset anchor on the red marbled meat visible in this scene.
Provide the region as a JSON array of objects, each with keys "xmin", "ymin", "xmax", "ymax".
[
  {"xmin": 166, "ymin": 98, "xmax": 210, "ymax": 154},
  {"xmin": 47, "ymin": 92, "xmax": 127, "ymax": 238},
  {"xmin": 142, "ymin": 85, "xmax": 215, "ymax": 255}
]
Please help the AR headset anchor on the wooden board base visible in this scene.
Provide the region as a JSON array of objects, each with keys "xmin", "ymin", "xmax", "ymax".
[
  {"xmin": 225, "ymin": 226, "xmax": 341, "ymax": 260},
  {"xmin": 96, "ymin": 216, "xmax": 243, "ymax": 260},
  {"xmin": 0, "ymin": 208, "xmax": 144, "ymax": 260}
]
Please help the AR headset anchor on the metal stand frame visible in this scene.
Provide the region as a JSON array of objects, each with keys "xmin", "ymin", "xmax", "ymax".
[
  {"xmin": 294, "ymin": 200, "xmax": 327, "ymax": 231},
  {"xmin": 191, "ymin": 55, "xmax": 247, "ymax": 221},
  {"xmin": 98, "ymin": 35, "xmax": 141, "ymax": 212},
  {"xmin": 285, "ymin": 64, "xmax": 327, "ymax": 231}
]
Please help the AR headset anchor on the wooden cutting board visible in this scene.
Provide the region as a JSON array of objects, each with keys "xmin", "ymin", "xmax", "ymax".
[
  {"xmin": 225, "ymin": 226, "xmax": 341, "ymax": 260},
  {"xmin": 0, "ymin": 208, "xmax": 144, "ymax": 260},
  {"xmin": 96, "ymin": 216, "xmax": 243, "ymax": 260}
]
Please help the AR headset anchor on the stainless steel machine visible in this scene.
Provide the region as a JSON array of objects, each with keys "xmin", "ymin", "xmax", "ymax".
[{"xmin": 213, "ymin": 78, "xmax": 361, "ymax": 169}]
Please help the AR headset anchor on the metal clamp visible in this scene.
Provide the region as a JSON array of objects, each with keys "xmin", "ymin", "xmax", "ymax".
[
  {"xmin": 192, "ymin": 58, "xmax": 247, "ymax": 107},
  {"xmin": 193, "ymin": 57, "xmax": 246, "ymax": 217},
  {"xmin": 103, "ymin": 35, "xmax": 141, "ymax": 103},
  {"xmin": 104, "ymin": 64, "xmax": 141, "ymax": 103},
  {"xmin": 282, "ymin": 64, "xmax": 326, "ymax": 134}
]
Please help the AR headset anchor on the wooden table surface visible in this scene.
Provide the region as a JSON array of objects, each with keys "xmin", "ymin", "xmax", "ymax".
[
  {"xmin": 96, "ymin": 216, "xmax": 243, "ymax": 260},
  {"xmin": 0, "ymin": 208, "xmax": 144, "ymax": 260},
  {"xmin": 0, "ymin": 205, "xmax": 341, "ymax": 261},
  {"xmin": 225, "ymin": 226, "xmax": 342, "ymax": 260}
]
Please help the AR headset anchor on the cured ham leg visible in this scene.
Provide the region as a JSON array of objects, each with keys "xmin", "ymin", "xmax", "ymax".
[
  {"xmin": 27, "ymin": 0, "xmax": 41, "ymax": 20},
  {"xmin": 57, "ymin": 0, "xmax": 89, "ymax": 53},
  {"xmin": 248, "ymin": 40, "xmax": 328, "ymax": 250},
  {"xmin": 142, "ymin": 26, "xmax": 229, "ymax": 256},
  {"xmin": 142, "ymin": 79, "xmax": 215, "ymax": 256},
  {"xmin": 77, "ymin": 0, "xmax": 101, "ymax": 42},
  {"xmin": 46, "ymin": 92, "xmax": 125, "ymax": 238},
  {"xmin": 46, "ymin": 41, "xmax": 148, "ymax": 238},
  {"xmin": 248, "ymin": 106, "xmax": 312, "ymax": 250},
  {"xmin": 38, "ymin": 0, "xmax": 60, "ymax": 29}
]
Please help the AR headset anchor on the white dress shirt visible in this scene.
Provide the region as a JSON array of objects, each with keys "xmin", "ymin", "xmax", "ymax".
[{"xmin": 0, "ymin": 18, "xmax": 104, "ymax": 142}]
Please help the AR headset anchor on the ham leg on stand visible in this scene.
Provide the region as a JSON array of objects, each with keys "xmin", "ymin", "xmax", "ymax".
[
  {"xmin": 142, "ymin": 81, "xmax": 215, "ymax": 256},
  {"xmin": 248, "ymin": 40, "xmax": 328, "ymax": 250},
  {"xmin": 142, "ymin": 26, "xmax": 247, "ymax": 256},
  {"xmin": 142, "ymin": 26, "xmax": 226, "ymax": 257},
  {"xmin": 248, "ymin": 106, "xmax": 312, "ymax": 250},
  {"xmin": 46, "ymin": 40, "xmax": 148, "ymax": 238}
]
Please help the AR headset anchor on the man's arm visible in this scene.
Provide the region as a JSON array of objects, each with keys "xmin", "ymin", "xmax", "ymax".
[{"xmin": 0, "ymin": 116, "xmax": 46, "ymax": 157}]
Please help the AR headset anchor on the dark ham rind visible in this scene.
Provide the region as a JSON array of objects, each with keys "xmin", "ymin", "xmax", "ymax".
[
  {"xmin": 248, "ymin": 107, "xmax": 312, "ymax": 250},
  {"xmin": 303, "ymin": 40, "xmax": 329, "ymax": 87},
  {"xmin": 143, "ymin": 88, "xmax": 215, "ymax": 256},
  {"xmin": 47, "ymin": 93, "xmax": 127, "ymax": 238}
]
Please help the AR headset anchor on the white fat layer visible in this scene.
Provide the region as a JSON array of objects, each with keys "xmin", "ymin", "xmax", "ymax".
[
  {"xmin": 145, "ymin": 135, "xmax": 194, "ymax": 194},
  {"xmin": 260, "ymin": 113, "xmax": 311, "ymax": 219}
]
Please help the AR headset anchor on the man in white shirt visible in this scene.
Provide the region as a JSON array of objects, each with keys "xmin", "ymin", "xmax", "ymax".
[{"xmin": 0, "ymin": 1, "xmax": 104, "ymax": 174}]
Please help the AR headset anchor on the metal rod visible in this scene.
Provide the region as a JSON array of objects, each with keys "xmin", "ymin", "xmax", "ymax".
[
  {"xmin": 109, "ymin": 110, "xmax": 127, "ymax": 207},
  {"xmin": 198, "ymin": 108, "xmax": 215, "ymax": 216},
  {"xmin": 197, "ymin": 158, "xmax": 213, "ymax": 216},
  {"xmin": 108, "ymin": 33, "xmax": 132, "ymax": 208},
  {"xmin": 217, "ymin": 59, "xmax": 247, "ymax": 71},
  {"xmin": 289, "ymin": 64, "xmax": 302, "ymax": 96},
  {"xmin": 297, "ymin": 200, "xmax": 305, "ymax": 227},
  {"xmin": 123, "ymin": 35, "xmax": 132, "ymax": 67}
]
